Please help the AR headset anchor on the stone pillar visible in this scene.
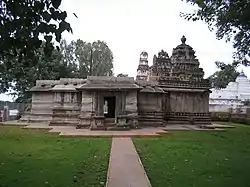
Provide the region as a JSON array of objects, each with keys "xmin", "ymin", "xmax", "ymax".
[
  {"xmin": 125, "ymin": 91, "xmax": 138, "ymax": 127},
  {"xmin": 89, "ymin": 92, "xmax": 105, "ymax": 130},
  {"xmin": 116, "ymin": 92, "xmax": 127, "ymax": 126},
  {"xmin": 78, "ymin": 91, "xmax": 94, "ymax": 128},
  {"xmin": 97, "ymin": 92, "xmax": 104, "ymax": 116}
]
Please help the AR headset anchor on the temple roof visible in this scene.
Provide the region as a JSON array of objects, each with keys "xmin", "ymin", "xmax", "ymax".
[
  {"xmin": 29, "ymin": 85, "xmax": 53, "ymax": 92},
  {"xmin": 51, "ymin": 84, "xmax": 82, "ymax": 92},
  {"xmin": 77, "ymin": 76, "xmax": 141, "ymax": 90}
]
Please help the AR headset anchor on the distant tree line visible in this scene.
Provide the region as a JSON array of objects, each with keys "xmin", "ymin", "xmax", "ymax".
[{"xmin": 1, "ymin": 39, "xmax": 114, "ymax": 103}]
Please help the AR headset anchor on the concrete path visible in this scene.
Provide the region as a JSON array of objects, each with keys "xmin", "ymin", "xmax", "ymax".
[{"xmin": 106, "ymin": 138, "xmax": 151, "ymax": 187}]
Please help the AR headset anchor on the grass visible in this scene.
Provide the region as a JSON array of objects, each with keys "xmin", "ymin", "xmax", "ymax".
[
  {"xmin": 0, "ymin": 126, "xmax": 111, "ymax": 187},
  {"xmin": 134, "ymin": 123, "xmax": 250, "ymax": 187}
]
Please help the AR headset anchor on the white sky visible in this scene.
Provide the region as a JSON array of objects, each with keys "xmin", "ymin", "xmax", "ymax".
[{"xmin": 1, "ymin": 0, "xmax": 249, "ymax": 101}]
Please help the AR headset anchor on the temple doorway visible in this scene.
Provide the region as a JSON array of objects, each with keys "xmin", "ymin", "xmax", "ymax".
[{"xmin": 103, "ymin": 96, "xmax": 116, "ymax": 118}]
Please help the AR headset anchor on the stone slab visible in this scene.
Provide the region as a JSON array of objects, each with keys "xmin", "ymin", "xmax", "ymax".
[
  {"xmin": 163, "ymin": 124, "xmax": 227, "ymax": 131},
  {"xmin": 0, "ymin": 121, "xmax": 48, "ymax": 126},
  {"xmin": 106, "ymin": 138, "xmax": 151, "ymax": 187},
  {"xmin": 211, "ymin": 123, "xmax": 235, "ymax": 128},
  {"xmin": 59, "ymin": 129, "xmax": 167, "ymax": 138}
]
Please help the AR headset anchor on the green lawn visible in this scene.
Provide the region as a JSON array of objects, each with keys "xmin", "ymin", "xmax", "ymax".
[
  {"xmin": 134, "ymin": 123, "xmax": 250, "ymax": 187},
  {"xmin": 0, "ymin": 126, "xmax": 111, "ymax": 187}
]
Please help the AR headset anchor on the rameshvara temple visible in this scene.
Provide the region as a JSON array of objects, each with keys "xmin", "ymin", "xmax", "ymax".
[{"xmin": 20, "ymin": 36, "xmax": 212, "ymax": 130}]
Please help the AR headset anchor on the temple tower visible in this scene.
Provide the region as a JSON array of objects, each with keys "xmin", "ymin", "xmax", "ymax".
[
  {"xmin": 149, "ymin": 36, "xmax": 211, "ymax": 126},
  {"xmin": 136, "ymin": 51, "xmax": 149, "ymax": 81}
]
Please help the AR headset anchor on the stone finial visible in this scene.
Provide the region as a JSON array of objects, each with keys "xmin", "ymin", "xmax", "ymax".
[
  {"xmin": 140, "ymin": 51, "xmax": 148, "ymax": 60},
  {"xmin": 181, "ymin": 35, "xmax": 186, "ymax": 44}
]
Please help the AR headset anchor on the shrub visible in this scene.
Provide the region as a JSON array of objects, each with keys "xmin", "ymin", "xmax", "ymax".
[{"xmin": 210, "ymin": 112, "xmax": 230, "ymax": 122}]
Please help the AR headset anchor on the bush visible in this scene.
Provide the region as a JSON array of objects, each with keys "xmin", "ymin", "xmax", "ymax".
[
  {"xmin": 210, "ymin": 112, "xmax": 230, "ymax": 122},
  {"xmin": 244, "ymin": 118, "xmax": 250, "ymax": 125},
  {"xmin": 230, "ymin": 114, "xmax": 247, "ymax": 123}
]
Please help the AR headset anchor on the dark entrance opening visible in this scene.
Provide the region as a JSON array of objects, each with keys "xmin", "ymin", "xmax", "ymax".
[{"xmin": 104, "ymin": 96, "xmax": 116, "ymax": 118}]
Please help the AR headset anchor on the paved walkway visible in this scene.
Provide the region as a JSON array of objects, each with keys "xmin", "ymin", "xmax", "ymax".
[
  {"xmin": 106, "ymin": 138, "xmax": 151, "ymax": 187},
  {"xmin": 0, "ymin": 121, "xmax": 234, "ymax": 137}
]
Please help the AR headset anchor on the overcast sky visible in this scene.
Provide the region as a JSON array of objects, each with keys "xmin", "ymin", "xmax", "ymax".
[{"xmin": 1, "ymin": 0, "xmax": 249, "ymax": 101}]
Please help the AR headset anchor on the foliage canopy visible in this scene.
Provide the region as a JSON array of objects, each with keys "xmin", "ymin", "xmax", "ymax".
[{"xmin": 181, "ymin": 0, "xmax": 250, "ymax": 65}]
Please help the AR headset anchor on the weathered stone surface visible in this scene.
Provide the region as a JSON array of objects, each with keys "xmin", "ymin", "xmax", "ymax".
[{"xmin": 23, "ymin": 36, "xmax": 211, "ymax": 129}]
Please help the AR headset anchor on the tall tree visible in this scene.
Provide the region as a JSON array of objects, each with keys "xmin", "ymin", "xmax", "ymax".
[
  {"xmin": 0, "ymin": 0, "xmax": 75, "ymax": 98},
  {"xmin": 0, "ymin": 41, "xmax": 78, "ymax": 101},
  {"xmin": 0, "ymin": 0, "xmax": 73, "ymax": 61},
  {"xmin": 1, "ymin": 39, "xmax": 114, "ymax": 100},
  {"xmin": 75, "ymin": 40, "xmax": 114, "ymax": 78},
  {"xmin": 181, "ymin": 0, "xmax": 250, "ymax": 65},
  {"xmin": 208, "ymin": 61, "xmax": 240, "ymax": 89}
]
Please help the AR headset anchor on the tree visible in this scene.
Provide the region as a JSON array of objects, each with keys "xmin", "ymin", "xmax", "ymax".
[
  {"xmin": 0, "ymin": 0, "xmax": 74, "ymax": 58},
  {"xmin": 0, "ymin": 39, "xmax": 114, "ymax": 102},
  {"xmin": 0, "ymin": 0, "xmax": 75, "ymax": 94},
  {"xmin": 181, "ymin": 0, "xmax": 250, "ymax": 65},
  {"xmin": 75, "ymin": 40, "xmax": 114, "ymax": 78},
  {"xmin": 207, "ymin": 61, "xmax": 240, "ymax": 89},
  {"xmin": 0, "ymin": 41, "xmax": 78, "ymax": 101}
]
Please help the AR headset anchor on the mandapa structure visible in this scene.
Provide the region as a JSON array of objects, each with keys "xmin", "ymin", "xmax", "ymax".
[{"xmin": 20, "ymin": 36, "xmax": 211, "ymax": 130}]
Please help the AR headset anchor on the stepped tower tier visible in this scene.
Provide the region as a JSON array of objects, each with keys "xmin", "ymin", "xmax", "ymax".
[
  {"xmin": 149, "ymin": 36, "xmax": 210, "ymax": 88},
  {"xmin": 148, "ymin": 36, "xmax": 211, "ymax": 126},
  {"xmin": 149, "ymin": 50, "xmax": 171, "ymax": 77},
  {"xmin": 136, "ymin": 51, "xmax": 150, "ymax": 81}
]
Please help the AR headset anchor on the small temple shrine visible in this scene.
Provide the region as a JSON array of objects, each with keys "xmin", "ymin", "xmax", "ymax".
[
  {"xmin": 209, "ymin": 71, "xmax": 250, "ymax": 112},
  {"xmin": 20, "ymin": 36, "xmax": 211, "ymax": 130}
]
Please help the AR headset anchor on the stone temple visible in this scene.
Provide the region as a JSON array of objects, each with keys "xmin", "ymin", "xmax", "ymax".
[{"xmin": 21, "ymin": 36, "xmax": 211, "ymax": 130}]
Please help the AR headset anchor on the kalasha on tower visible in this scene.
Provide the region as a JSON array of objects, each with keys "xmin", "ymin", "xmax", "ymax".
[{"xmin": 146, "ymin": 36, "xmax": 211, "ymax": 125}]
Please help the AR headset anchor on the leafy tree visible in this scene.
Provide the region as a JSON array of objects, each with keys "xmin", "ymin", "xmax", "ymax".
[
  {"xmin": 208, "ymin": 61, "xmax": 240, "ymax": 89},
  {"xmin": 181, "ymin": 0, "xmax": 250, "ymax": 65},
  {"xmin": 75, "ymin": 40, "xmax": 114, "ymax": 77},
  {"xmin": 0, "ymin": 41, "xmax": 78, "ymax": 101},
  {"xmin": 0, "ymin": 0, "xmax": 73, "ymax": 61},
  {"xmin": 0, "ymin": 0, "xmax": 75, "ymax": 98},
  {"xmin": 1, "ymin": 39, "xmax": 114, "ymax": 102}
]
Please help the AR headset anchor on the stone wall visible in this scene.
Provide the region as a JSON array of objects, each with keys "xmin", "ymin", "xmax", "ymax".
[
  {"xmin": 50, "ymin": 91, "xmax": 80, "ymax": 126},
  {"xmin": 167, "ymin": 91, "xmax": 211, "ymax": 125},
  {"xmin": 28, "ymin": 92, "xmax": 54, "ymax": 123},
  {"xmin": 137, "ymin": 92, "xmax": 165, "ymax": 126},
  {"xmin": 168, "ymin": 92, "xmax": 209, "ymax": 113}
]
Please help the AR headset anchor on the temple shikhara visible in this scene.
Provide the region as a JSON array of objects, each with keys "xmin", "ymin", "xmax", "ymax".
[{"xmin": 21, "ymin": 36, "xmax": 211, "ymax": 130}]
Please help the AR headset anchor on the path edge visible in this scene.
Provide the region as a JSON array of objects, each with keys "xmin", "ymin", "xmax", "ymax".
[
  {"xmin": 105, "ymin": 137, "xmax": 113, "ymax": 187},
  {"xmin": 133, "ymin": 139, "xmax": 152, "ymax": 187}
]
